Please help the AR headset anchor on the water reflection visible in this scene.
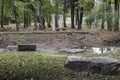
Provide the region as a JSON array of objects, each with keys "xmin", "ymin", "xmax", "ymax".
[
  {"xmin": 78, "ymin": 45, "xmax": 117, "ymax": 54},
  {"xmin": 91, "ymin": 47, "xmax": 115, "ymax": 54}
]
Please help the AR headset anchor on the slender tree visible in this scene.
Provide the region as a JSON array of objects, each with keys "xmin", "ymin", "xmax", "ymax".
[
  {"xmin": 78, "ymin": 7, "xmax": 83, "ymax": 30},
  {"xmin": 70, "ymin": 0, "xmax": 75, "ymax": 29},
  {"xmin": 63, "ymin": 0, "xmax": 67, "ymax": 28},
  {"xmin": 39, "ymin": 0, "xmax": 45, "ymax": 30},
  {"xmin": 114, "ymin": 0, "xmax": 119, "ymax": 31},
  {"xmin": 34, "ymin": 0, "xmax": 38, "ymax": 30},
  {"xmin": 106, "ymin": 1, "xmax": 113, "ymax": 31},
  {"xmin": 55, "ymin": 0, "xmax": 59, "ymax": 28},
  {"xmin": 77, "ymin": 0, "xmax": 94, "ymax": 30},
  {"xmin": 47, "ymin": 17, "xmax": 51, "ymax": 28},
  {"xmin": 75, "ymin": 0, "xmax": 79, "ymax": 26},
  {"xmin": 101, "ymin": 3, "xmax": 105, "ymax": 30},
  {"xmin": 23, "ymin": 5, "xmax": 28, "ymax": 29},
  {"xmin": 12, "ymin": 0, "xmax": 20, "ymax": 31},
  {"xmin": 1, "ymin": 0, "xmax": 4, "ymax": 28}
]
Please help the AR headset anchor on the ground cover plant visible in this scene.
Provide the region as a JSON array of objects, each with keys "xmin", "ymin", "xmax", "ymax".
[{"xmin": 0, "ymin": 51, "xmax": 120, "ymax": 80}]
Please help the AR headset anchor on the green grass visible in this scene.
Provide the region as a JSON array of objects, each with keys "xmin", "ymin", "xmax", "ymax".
[{"xmin": 0, "ymin": 51, "xmax": 120, "ymax": 80}]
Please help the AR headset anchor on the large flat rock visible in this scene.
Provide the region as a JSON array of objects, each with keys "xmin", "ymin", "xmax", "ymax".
[
  {"xmin": 64, "ymin": 56, "xmax": 120, "ymax": 75},
  {"xmin": 6, "ymin": 45, "xmax": 18, "ymax": 51}
]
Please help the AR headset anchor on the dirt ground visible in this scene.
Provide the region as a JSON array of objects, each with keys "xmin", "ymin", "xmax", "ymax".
[{"xmin": 0, "ymin": 31, "xmax": 120, "ymax": 50}]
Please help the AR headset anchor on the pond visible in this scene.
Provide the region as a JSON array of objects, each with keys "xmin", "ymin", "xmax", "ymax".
[{"xmin": 78, "ymin": 45, "xmax": 119, "ymax": 54}]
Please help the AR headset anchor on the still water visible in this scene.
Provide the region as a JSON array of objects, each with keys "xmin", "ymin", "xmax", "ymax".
[{"xmin": 79, "ymin": 45, "xmax": 118, "ymax": 54}]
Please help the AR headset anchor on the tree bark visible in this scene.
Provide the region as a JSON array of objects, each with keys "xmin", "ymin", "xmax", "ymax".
[
  {"xmin": 106, "ymin": 1, "xmax": 112, "ymax": 31},
  {"xmin": 101, "ymin": 18, "xmax": 105, "ymax": 30},
  {"xmin": 47, "ymin": 17, "xmax": 51, "ymax": 28},
  {"xmin": 63, "ymin": 0, "xmax": 67, "ymax": 28},
  {"xmin": 12, "ymin": 0, "xmax": 20, "ymax": 31},
  {"xmin": 1, "ymin": 0, "xmax": 4, "ymax": 28},
  {"xmin": 77, "ymin": 8, "xmax": 80, "ymax": 29},
  {"xmin": 34, "ymin": 0, "xmax": 38, "ymax": 30},
  {"xmin": 114, "ymin": 0, "xmax": 119, "ymax": 31},
  {"xmin": 39, "ymin": 0, "xmax": 45, "ymax": 30},
  {"xmin": 55, "ymin": 0, "xmax": 59, "ymax": 28},
  {"xmin": 71, "ymin": 0, "xmax": 75, "ymax": 29},
  {"xmin": 24, "ymin": 5, "xmax": 28, "ymax": 29},
  {"xmin": 101, "ymin": 9, "xmax": 105, "ymax": 30},
  {"xmin": 78, "ymin": 7, "xmax": 83, "ymax": 30}
]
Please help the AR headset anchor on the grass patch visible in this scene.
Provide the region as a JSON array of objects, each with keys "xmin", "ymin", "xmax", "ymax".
[{"xmin": 0, "ymin": 51, "xmax": 120, "ymax": 80}]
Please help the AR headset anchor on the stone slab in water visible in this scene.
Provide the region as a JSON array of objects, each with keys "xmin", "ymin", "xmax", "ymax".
[
  {"xmin": 59, "ymin": 49, "xmax": 85, "ymax": 54},
  {"xmin": 65, "ymin": 56, "xmax": 120, "ymax": 75},
  {"xmin": 18, "ymin": 44, "xmax": 37, "ymax": 51},
  {"xmin": 6, "ymin": 45, "xmax": 18, "ymax": 51}
]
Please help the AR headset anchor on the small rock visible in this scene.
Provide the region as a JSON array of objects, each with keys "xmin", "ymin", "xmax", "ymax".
[
  {"xmin": 6, "ymin": 45, "xmax": 18, "ymax": 51},
  {"xmin": 0, "ymin": 48, "xmax": 5, "ymax": 52},
  {"xmin": 64, "ymin": 56, "xmax": 120, "ymax": 75}
]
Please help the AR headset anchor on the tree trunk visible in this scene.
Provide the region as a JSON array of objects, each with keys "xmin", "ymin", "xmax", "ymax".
[
  {"xmin": 114, "ymin": 0, "xmax": 119, "ymax": 31},
  {"xmin": 34, "ymin": 0, "xmax": 38, "ymax": 30},
  {"xmin": 75, "ymin": 0, "xmax": 78, "ymax": 26},
  {"xmin": 28, "ymin": 9, "xmax": 31, "ymax": 26},
  {"xmin": 71, "ymin": 0, "xmax": 75, "ymax": 29},
  {"xmin": 55, "ymin": 0, "xmax": 59, "ymax": 28},
  {"xmin": 101, "ymin": 18, "xmax": 105, "ymax": 30},
  {"xmin": 43, "ymin": 18, "xmax": 46, "ymax": 29},
  {"xmin": 39, "ymin": 0, "xmax": 45, "ymax": 30},
  {"xmin": 47, "ymin": 17, "xmax": 51, "ymax": 28},
  {"xmin": 78, "ymin": 7, "xmax": 83, "ymax": 30},
  {"xmin": 26, "ymin": 7, "xmax": 30, "ymax": 26},
  {"xmin": 77, "ymin": 8, "xmax": 80, "ymax": 29},
  {"xmin": 63, "ymin": 0, "xmax": 67, "ymax": 28},
  {"xmin": 24, "ymin": 5, "xmax": 28, "ymax": 29},
  {"xmin": 106, "ymin": 1, "xmax": 112, "ymax": 31},
  {"xmin": 12, "ymin": 0, "xmax": 20, "ymax": 31},
  {"xmin": 1, "ymin": 0, "xmax": 4, "ymax": 28},
  {"xmin": 101, "ymin": 10, "xmax": 105, "ymax": 30}
]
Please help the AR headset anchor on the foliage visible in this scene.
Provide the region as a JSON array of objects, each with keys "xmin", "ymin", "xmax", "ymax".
[
  {"xmin": 44, "ymin": 0, "xmax": 54, "ymax": 21},
  {"xmin": 0, "ymin": 0, "xmax": 120, "ymax": 31},
  {"xmin": 85, "ymin": 11, "xmax": 95, "ymax": 28},
  {"xmin": 78, "ymin": 0, "xmax": 94, "ymax": 12}
]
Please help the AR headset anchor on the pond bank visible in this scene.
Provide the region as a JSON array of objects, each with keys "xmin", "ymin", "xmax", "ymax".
[{"xmin": 0, "ymin": 31, "xmax": 120, "ymax": 50}]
